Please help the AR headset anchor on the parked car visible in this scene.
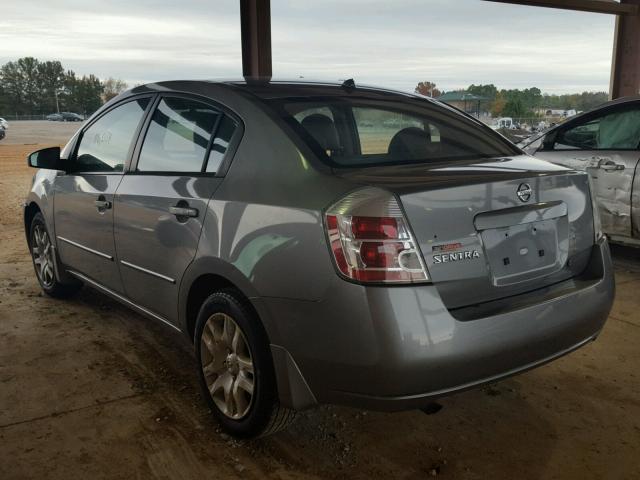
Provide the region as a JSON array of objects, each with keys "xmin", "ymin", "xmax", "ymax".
[
  {"xmin": 24, "ymin": 80, "xmax": 614, "ymax": 437},
  {"xmin": 46, "ymin": 112, "xmax": 83, "ymax": 122},
  {"xmin": 0, "ymin": 117, "xmax": 8, "ymax": 129},
  {"xmin": 0, "ymin": 126, "xmax": 5, "ymax": 142},
  {"xmin": 492, "ymin": 117, "xmax": 516, "ymax": 130},
  {"xmin": 519, "ymin": 96, "xmax": 640, "ymax": 247},
  {"xmin": 60, "ymin": 112, "xmax": 84, "ymax": 122}
]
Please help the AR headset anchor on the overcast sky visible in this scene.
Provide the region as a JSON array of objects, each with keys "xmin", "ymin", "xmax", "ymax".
[{"xmin": 0, "ymin": 0, "xmax": 615, "ymax": 94}]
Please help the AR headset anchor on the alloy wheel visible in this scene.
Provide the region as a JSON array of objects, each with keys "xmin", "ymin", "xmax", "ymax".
[
  {"xmin": 200, "ymin": 313, "xmax": 255, "ymax": 419},
  {"xmin": 32, "ymin": 224, "xmax": 55, "ymax": 288}
]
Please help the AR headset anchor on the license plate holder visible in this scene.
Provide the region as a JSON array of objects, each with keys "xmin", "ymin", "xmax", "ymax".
[{"xmin": 481, "ymin": 218, "xmax": 567, "ymax": 286}]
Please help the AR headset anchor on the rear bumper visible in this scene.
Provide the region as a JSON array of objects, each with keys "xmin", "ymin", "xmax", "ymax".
[{"xmin": 261, "ymin": 238, "xmax": 614, "ymax": 411}]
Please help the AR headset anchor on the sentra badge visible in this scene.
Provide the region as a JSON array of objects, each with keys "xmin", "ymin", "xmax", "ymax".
[{"xmin": 432, "ymin": 243, "xmax": 480, "ymax": 264}]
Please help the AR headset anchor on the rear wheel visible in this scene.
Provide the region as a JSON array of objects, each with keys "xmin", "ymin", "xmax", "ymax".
[
  {"xmin": 194, "ymin": 290, "xmax": 295, "ymax": 437},
  {"xmin": 29, "ymin": 212, "xmax": 82, "ymax": 298}
]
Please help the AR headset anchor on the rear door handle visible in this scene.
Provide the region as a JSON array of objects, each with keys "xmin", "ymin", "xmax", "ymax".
[{"xmin": 169, "ymin": 206, "xmax": 199, "ymax": 218}]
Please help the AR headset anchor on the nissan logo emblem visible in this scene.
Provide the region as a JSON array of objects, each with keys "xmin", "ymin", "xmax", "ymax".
[{"xmin": 517, "ymin": 183, "xmax": 532, "ymax": 202}]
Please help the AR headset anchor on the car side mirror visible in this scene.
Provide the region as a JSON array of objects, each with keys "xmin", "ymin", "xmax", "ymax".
[{"xmin": 27, "ymin": 146, "xmax": 63, "ymax": 170}]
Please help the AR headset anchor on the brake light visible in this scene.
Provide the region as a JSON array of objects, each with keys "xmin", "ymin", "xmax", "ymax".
[
  {"xmin": 324, "ymin": 188, "xmax": 429, "ymax": 284},
  {"xmin": 351, "ymin": 216, "xmax": 399, "ymax": 239}
]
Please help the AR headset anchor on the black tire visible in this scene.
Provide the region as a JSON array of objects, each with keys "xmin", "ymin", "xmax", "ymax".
[
  {"xmin": 29, "ymin": 212, "xmax": 82, "ymax": 298},
  {"xmin": 194, "ymin": 289, "xmax": 295, "ymax": 438}
]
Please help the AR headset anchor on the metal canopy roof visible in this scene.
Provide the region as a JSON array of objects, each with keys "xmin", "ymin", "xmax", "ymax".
[{"xmin": 485, "ymin": 0, "xmax": 638, "ymax": 15}]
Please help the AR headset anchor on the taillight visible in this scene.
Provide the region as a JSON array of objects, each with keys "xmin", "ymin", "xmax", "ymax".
[{"xmin": 324, "ymin": 188, "xmax": 429, "ymax": 284}]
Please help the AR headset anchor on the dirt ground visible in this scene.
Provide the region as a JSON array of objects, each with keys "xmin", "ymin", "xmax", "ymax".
[{"xmin": 1, "ymin": 121, "xmax": 640, "ymax": 480}]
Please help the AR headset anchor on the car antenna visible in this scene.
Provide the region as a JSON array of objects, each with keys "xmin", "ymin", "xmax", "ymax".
[{"xmin": 341, "ymin": 78, "xmax": 356, "ymax": 92}]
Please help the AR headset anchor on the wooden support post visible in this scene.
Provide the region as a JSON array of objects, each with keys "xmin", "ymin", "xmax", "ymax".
[
  {"xmin": 610, "ymin": 0, "xmax": 640, "ymax": 98},
  {"xmin": 240, "ymin": 0, "xmax": 272, "ymax": 81}
]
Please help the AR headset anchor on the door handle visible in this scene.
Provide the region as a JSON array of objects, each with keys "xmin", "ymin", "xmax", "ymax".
[
  {"xmin": 169, "ymin": 206, "xmax": 198, "ymax": 218},
  {"xmin": 599, "ymin": 159, "xmax": 624, "ymax": 171},
  {"xmin": 575, "ymin": 156, "xmax": 603, "ymax": 169},
  {"xmin": 94, "ymin": 197, "xmax": 112, "ymax": 210}
]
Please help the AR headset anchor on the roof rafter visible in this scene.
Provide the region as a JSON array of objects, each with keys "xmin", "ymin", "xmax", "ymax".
[{"xmin": 483, "ymin": 0, "xmax": 638, "ymax": 15}]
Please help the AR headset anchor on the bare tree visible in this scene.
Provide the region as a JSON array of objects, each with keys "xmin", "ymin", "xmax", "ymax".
[
  {"xmin": 102, "ymin": 77, "xmax": 129, "ymax": 102},
  {"xmin": 415, "ymin": 81, "xmax": 441, "ymax": 98}
]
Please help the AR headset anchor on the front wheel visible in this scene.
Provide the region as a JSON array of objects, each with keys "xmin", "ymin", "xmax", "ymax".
[
  {"xmin": 194, "ymin": 290, "xmax": 295, "ymax": 437},
  {"xmin": 29, "ymin": 212, "xmax": 82, "ymax": 298}
]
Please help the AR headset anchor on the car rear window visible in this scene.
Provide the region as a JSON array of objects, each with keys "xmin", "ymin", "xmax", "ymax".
[{"xmin": 268, "ymin": 97, "xmax": 520, "ymax": 167}]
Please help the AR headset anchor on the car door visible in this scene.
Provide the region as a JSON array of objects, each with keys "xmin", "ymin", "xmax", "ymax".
[
  {"xmin": 114, "ymin": 94, "xmax": 240, "ymax": 324},
  {"xmin": 534, "ymin": 103, "xmax": 640, "ymax": 241},
  {"xmin": 54, "ymin": 96, "xmax": 152, "ymax": 292}
]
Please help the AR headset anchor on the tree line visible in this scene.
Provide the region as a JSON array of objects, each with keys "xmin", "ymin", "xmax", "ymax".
[
  {"xmin": 415, "ymin": 81, "xmax": 608, "ymax": 118},
  {"xmin": 0, "ymin": 57, "xmax": 128, "ymax": 117},
  {"xmin": 1, "ymin": 58, "xmax": 609, "ymax": 119}
]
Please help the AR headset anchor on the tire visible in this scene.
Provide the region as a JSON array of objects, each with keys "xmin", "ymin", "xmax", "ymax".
[
  {"xmin": 29, "ymin": 212, "xmax": 82, "ymax": 298},
  {"xmin": 194, "ymin": 289, "xmax": 295, "ymax": 438}
]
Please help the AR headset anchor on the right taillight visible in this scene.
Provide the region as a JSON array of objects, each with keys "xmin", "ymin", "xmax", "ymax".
[{"xmin": 324, "ymin": 188, "xmax": 429, "ymax": 284}]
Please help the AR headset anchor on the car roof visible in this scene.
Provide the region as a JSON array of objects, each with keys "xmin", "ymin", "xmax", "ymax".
[
  {"xmin": 224, "ymin": 79, "xmax": 425, "ymax": 100},
  {"xmin": 120, "ymin": 78, "xmax": 487, "ymax": 131},
  {"xmin": 131, "ymin": 78, "xmax": 432, "ymax": 102}
]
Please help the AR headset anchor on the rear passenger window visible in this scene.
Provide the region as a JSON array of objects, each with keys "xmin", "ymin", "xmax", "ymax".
[
  {"xmin": 137, "ymin": 97, "xmax": 220, "ymax": 173},
  {"xmin": 75, "ymin": 98, "xmax": 149, "ymax": 173}
]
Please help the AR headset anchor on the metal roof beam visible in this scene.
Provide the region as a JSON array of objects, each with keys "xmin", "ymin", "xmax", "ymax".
[{"xmin": 484, "ymin": 0, "xmax": 638, "ymax": 15}]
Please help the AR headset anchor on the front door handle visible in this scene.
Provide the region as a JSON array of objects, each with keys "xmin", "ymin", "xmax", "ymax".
[
  {"xmin": 599, "ymin": 159, "xmax": 625, "ymax": 171},
  {"xmin": 94, "ymin": 196, "xmax": 112, "ymax": 210},
  {"xmin": 169, "ymin": 206, "xmax": 199, "ymax": 218}
]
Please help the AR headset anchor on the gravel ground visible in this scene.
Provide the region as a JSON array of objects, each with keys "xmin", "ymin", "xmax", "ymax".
[
  {"xmin": 1, "ymin": 120, "xmax": 84, "ymax": 146},
  {"xmin": 1, "ymin": 122, "xmax": 640, "ymax": 479}
]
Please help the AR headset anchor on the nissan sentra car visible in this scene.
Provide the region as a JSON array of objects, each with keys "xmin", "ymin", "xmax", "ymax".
[
  {"xmin": 24, "ymin": 80, "xmax": 615, "ymax": 437},
  {"xmin": 519, "ymin": 96, "xmax": 640, "ymax": 247}
]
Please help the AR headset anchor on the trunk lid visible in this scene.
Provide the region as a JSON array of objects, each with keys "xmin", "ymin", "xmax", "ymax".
[{"xmin": 336, "ymin": 155, "xmax": 595, "ymax": 309}]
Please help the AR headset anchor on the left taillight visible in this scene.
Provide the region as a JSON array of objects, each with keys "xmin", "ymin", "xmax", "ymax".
[{"xmin": 324, "ymin": 188, "xmax": 429, "ymax": 284}]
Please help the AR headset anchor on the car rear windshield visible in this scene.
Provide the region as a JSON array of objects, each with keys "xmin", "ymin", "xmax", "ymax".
[{"xmin": 266, "ymin": 97, "xmax": 520, "ymax": 167}]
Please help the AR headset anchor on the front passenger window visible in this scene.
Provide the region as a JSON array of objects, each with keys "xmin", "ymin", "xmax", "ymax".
[
  {"xmin": 74, "ymin": 98, "xmax": 150, "ymax": 172},
  {"xmin": 554, "ymin": 106, "xmax": 640, "ymax": 150}
]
